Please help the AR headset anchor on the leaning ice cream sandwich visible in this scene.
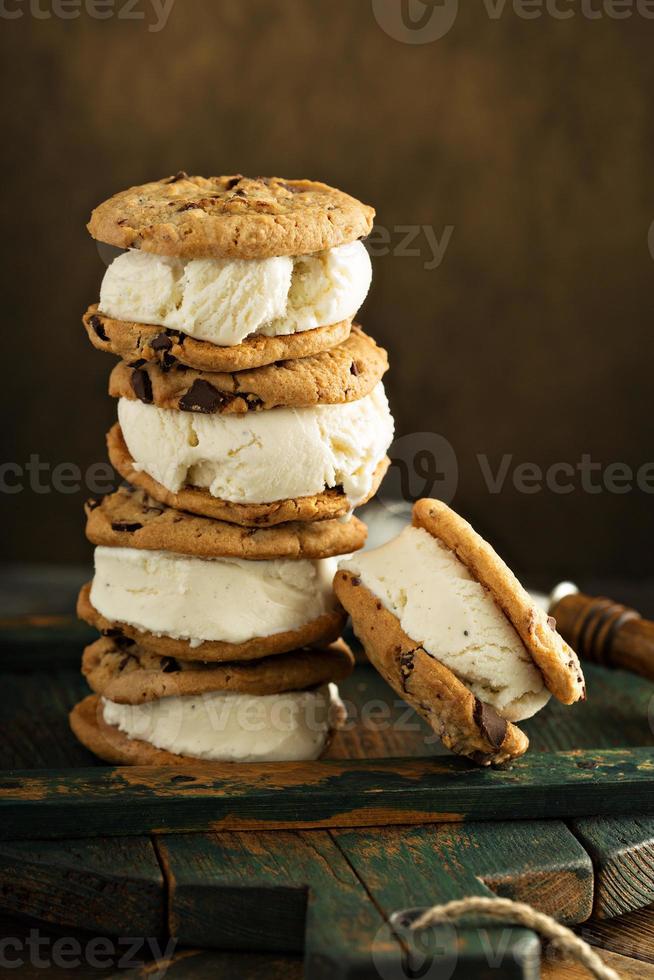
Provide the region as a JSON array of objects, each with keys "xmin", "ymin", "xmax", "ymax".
[{"xmin": 334, "ymin": 499, "xmax": 585, "ymax": 766}]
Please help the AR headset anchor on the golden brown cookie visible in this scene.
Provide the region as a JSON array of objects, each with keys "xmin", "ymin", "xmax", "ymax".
[
  {"xmin": 87, "ymin": 174, "xmax": 375, "ymax": 259},
  {"xmin": 108, "ymin": 326, "xmax": 388, "ymax": 413},
  {"xmin": 77, "ymin": 582, "xmax": 346, "ymax": 663},
  {"xmin": 84, "ymin": 305, "xmax": 352, "ymax": 372},
  {"xmin": 412, "ymin": 499, "xmax": 585, "ymax": 705},
  {"xmin": 82, "ymin": 636, "xmax": 354, "ymax": 704},
  {"xmin": 70, "ymin": 693, "xmax": 346, "ymax": 766},
  {"xmin": 85, "ymin": 485, "xmax": 366, "ymax": 559},
  {"xmin": 107, "ymin": 423, "xmax": 390, "ymax": 527},
  {"xmin": 333, "ymin": 570, "xmax": 529, "ymax": 766}
]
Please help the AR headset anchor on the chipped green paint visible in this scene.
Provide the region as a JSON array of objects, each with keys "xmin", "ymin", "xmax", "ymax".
[{"xmin": 0, "ymin": 746, "xmax": 653, "ymax": 840}]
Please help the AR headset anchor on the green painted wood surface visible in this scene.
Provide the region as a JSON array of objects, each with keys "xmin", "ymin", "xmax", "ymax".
[
  {"xmin": 569, "ymin": 815, "xmax": 654, "ymax": 919},
  {"xmin": 0, "ymin": 746, "xmax": 652, "ymax": 840},
  {"xmin": 1, "ymin": 614, "xmax": 654, "ymax": 972},
  {"xmin": 331, "ymin": 821, "xmax": 592, "ymax": 978},
  {"xmin": 0, "ymin": 836, "xmax": 164, "ymax": 937},
  {"xmin": 156, "ymin": 821, "xmax": 592, "ymax": 979},
  {"xmin": 157, "ymin": 830, "xmax": 397, "ymax": 980}
]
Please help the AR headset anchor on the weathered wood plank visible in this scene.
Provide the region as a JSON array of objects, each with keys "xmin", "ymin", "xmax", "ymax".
[
  {"xmin": 330, "ymin": 823, "xmax": 588, "ymax": 978},
  {"xmin": 0, "ymin": 910, "xmax": 174, "ymax": 977},
  {"xmin": 0, "ymin": 669, "xmax": 95, "ymax": 769},
  {"xmin": 542, "ymin": 946, "xmax": 654, "ymax": 979},
  {"xmin": 0, "ymin": 747, "xmax": 652, "ymax": 840},
  {"xmin": 0, "ymin": 616, "xmax": 94, "ymax": 670},
  {"xmin": 569, "ymin": 815, "xmax": 654, "ymax": 919},
  {"xmin": 522, "ymin": 662, "xmax": 654, "ymax": 752},
  {"xmin": 579, "ymin": 903, "xmax": 654, "ymax": 965},
  {"xmin": 157, "ymin": 830, "xmax": 399, "ymax": 980},
  {"xmin": 0, "ymin": 836, "xmax": 165, "ymax": 937}
]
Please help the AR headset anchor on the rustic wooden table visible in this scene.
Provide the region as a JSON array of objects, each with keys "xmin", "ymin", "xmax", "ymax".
[{"xmin": 0, "ymin": 565, "xmax": 653, "ymax": 978}]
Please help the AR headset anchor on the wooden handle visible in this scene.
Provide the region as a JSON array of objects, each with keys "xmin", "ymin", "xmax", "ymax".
[{"xmin": 550, "ymin": 592, "xmax": 654, "ymax": 681}]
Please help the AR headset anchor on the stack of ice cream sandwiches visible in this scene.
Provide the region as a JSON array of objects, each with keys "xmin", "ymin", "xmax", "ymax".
[{"xmin": 70, "ymin": 173, "xmax": 394, "ymax": 765}]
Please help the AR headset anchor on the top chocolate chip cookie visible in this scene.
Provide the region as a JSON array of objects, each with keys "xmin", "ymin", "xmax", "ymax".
[{"xmin": 88, "ymin": 174, "xmax": 375, "ymax": 260}]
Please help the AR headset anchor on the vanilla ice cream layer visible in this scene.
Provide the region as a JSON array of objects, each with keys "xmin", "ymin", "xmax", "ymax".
[
  {"xmin": 90, "ymin": 547, "xmax": 337, "ymax": 647},
  {"xmin": 102, "ymin": 683, "xmax": 341, "ymax": 762},
  {"xmin": 118, "ymin": 382, "xmax": 394, "ymax": 508},
  {"xmin": 98, "ymin": 241, "xmax": 372, "ymax": 346},
  {"xmin": 340, "ymin": 526, "xmax": 550, "ymax": 722}
]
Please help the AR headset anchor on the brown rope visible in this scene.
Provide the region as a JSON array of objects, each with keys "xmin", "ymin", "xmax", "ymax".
[{"xmin": 411, "ymin": 896, "xmax": 620, "ymax": 980}]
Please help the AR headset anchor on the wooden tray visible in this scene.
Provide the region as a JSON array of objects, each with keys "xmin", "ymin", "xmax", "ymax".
[{"xmin": 1, "ymin": 616, "xmax": 653, "ymax": 978}]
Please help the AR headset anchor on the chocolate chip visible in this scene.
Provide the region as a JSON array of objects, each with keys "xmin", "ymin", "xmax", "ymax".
[
  {"xmin": 128, "ymin": 358, "xmax": 146, "ymax": 368},
  {"xmin": 161, "ymin": 656, "xmax": 180, "ymax": 673},
  {"xmin": 111, "ymin": 521, "xmax": 143, "ymax": 532},
  {"xmin": 225, "ymin": 176, "xmax": 244, "ymax": 190},
  {"xmin": 161, "ymin": 351, "xmax": 177, "ymax": 372},
  {"xmin": 179, "ymin": 379, "xmax": 228, "ymax": 414},
  {"xmin": 102, "ymin": 627, "xmax": 124, "ymax": 638},
  {"xmin": 232, "ymin": 189, "xmax": 248, "ymax": 198},
  {"xmin": 115, "ymin": 635, "xmax": 135, "ymax": 649},
  {"xmin": 473, "ymin": 698, "xmax": 507, "ymax": 749},
  {"xmin": 89, "ymin": 314, "xmax": 108, "ymax": 342},
  {"xmin": 131, "ymin": 368, "xmax": 153, "ymax": 404},
  {"xmin": 151, "ymin": 333, "xmax": 173, "ymax": 352},
  {"xmin": 177, "ymin": 202, "xmax": 201, "ymax": 212},
  {"xmin": 118, "ymin": 653, "xmax": 134, "ymax": 671},
  {"xmin": 350, "ymin": 361, "xmax": 360, "ymax": 376},
  {"xmin": 168, "ymin": 171, "xmax": 189, "ymax": 183}
]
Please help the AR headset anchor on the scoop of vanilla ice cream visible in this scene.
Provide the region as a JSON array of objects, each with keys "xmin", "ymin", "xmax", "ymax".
[
  {"xmin": 263, "ymin": 241, "xmax": 372, "ymax": 336},
  {"xmin": 118, "ymin": 382, "xmax": 394, "ymax": 507},
  {"xmin": 98, "ymin": 242, "xmax": 372, "ymax": 347},
  {"xmin": 102, "ymin": 683, "xmax": 341, "ymax": 762},
  {"xmin": 90, "ymin": 546, "xmax": 337, "ymax": 646},
  {"xmin": 340, "ymin": 526, "xmax": 550, "ymax": 722}
]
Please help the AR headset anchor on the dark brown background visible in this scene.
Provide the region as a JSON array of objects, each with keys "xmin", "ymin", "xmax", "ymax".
[{"xmin": 2, "ymin": 0, "xmax": 654, "ymax": 579}]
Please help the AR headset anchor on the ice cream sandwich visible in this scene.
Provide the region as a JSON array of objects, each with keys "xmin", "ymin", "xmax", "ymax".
[{"xmin": 334, "ymin": 499, "xmax": 585, "ymax": 765}]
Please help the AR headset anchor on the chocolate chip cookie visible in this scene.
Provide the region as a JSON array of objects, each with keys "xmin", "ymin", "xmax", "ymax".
[
  {"xmin": 88, "ymin": 174, "xmax": 374, "ymax": 259},
  {"xmin": 82, "ymin": 635, "xmax": 354, "ymax": 704},
  {"xmin": 108, "ymin": 325, "xmax": 388, "ymax": 413},
  {"xmin": 85, "ymin": 485, "xmax": 367, "ymax": 559},
  {"xmin": 83, "ymin": 305, "xmax": 352, "ymax": 372}
]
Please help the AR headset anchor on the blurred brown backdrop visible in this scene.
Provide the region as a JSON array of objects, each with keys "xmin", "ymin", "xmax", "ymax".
[{"xmin": 1, "ymin": 0, "xmax": 654, "ymax": 579}]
